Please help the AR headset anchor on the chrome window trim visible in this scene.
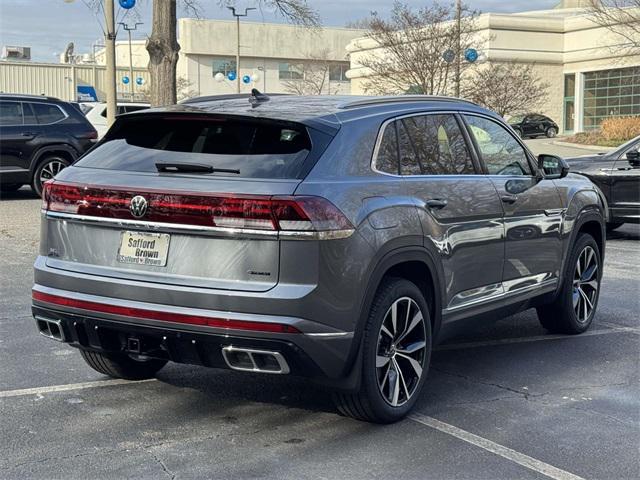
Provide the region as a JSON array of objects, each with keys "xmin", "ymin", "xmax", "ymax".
[
  {"xmin": 0, "ymin": 100, "xmax": 69, "ymax": 127},
  {"xmin": 370, "ymin": 109, "xmax": 484, "ymax": 178}
]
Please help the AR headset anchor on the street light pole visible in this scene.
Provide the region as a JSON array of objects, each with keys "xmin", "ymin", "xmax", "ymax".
[
  {"xmin": 227, "ymin": 7, "xmax": 255, "ymax": 93},
  {"xmin": 118, "ymin": 22, "xmax": 143, "ymax": 101},
  {"xmin": 104, "ymin": 0, "xmax": 117, "ymax": 127},
  {"xmin": 454, "ymin": 0, "xmax": 462, "ymax": 98}
]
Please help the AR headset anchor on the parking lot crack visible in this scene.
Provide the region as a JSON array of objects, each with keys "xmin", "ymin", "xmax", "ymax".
[
  {"xmin": 146, "ymin": 450, "xmax": 176, "ymax": 480},
  {"xmin": 432, "ymin": 367, "xmax": 541, "ymax": 399}
]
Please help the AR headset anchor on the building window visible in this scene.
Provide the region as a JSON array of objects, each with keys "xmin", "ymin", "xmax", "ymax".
[
  {"xmin": 329, "ymin": 63, "xmax": 349, "ymax": 82},
  {"xmin": 278, "ymin": 63, "xmax": 303, "ymax": 80},
  {"xmin": 564, "ymin": 74, "xmax": 575, "ymax": 132},
  {"xmin": 212, "ymin": 58, "xmax": 236, "ymax": 77},
  {"xmin": 583, "ymin": 67, "xmax": 640, "ymax": 130}
]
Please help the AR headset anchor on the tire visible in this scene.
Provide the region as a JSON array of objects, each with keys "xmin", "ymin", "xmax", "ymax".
[
  {"xmin": 0, "ymin": 183, "xmax": 23, "ymax": 192},
  {"xmin": 606, "ymin": 222, "xmax": 623, "ymax": 233},
  {"xmin": 515, "ymin": 129, "xmax": 524, "ymax": 138},
  {"xmin": 333, "ymin": 277, "xmax": 432, "ymax": 423},
  {"xmin": 31, "ymin": 155, "xmax": 70, "ymax": 198},
  {"xmin": 537, "ymin": 233, "xmax": 601, "ymax": 334},
  {"xmin": 79, "ymin": 349, "xmax": 167, "ymax": 380},
  {"xmin": 546, "ymin": 127, "xmax": 558, "ymax": 138}
]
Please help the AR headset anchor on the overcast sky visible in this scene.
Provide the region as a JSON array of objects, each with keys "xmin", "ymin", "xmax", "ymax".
[{"xmin": 0, "ymin": 0, "xmax": 559, "ymax": 62}]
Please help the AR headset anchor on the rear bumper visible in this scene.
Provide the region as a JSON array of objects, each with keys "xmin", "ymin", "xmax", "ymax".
[{"xmin": 32, "ymin": 284, "xmax": 354, "ymax": 380}]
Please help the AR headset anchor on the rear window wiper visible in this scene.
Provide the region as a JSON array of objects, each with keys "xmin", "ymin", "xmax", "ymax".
[{"xmin": 155, "ymin": 162, "xmax": 240, "ymax": 174}]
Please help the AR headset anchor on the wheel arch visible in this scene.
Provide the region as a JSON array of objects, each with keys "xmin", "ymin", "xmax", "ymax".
[
  {"xmin": 333, "ymin": 246, "xmax": 443, "ymax": 391},
  {"xmin": 29, "ymin": 144, "xmax": 78, "ymax": 174}
]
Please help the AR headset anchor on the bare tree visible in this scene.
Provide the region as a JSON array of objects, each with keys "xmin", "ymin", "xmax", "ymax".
[
  {"xmin": 354, "ymin": 1, "xmax": 479, "ymax": 96},
  {"xmin": 177, "ymin": 76, "xmax": 198, "ymax": 101},
  {"xmin": 461, "ymin": 62, "xmax": 550, "ymax": 117},
  {"xmin": 281, "ymin": 50, "xmax": 341, "ymax": 95},
  {"xmin": 146, "ymin": 0, "xmax": 320, "ymax": 107},
  {"xmin": 147, "ymin": 0, "xmax": 181, "ymax": 106},
  {"xmin": 588, "ymin": 1, "xmax": 640, "ymax": 53}
]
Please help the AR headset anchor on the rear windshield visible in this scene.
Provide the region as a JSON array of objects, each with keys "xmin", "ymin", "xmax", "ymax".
[{"xmin": 74, "ymin": 115, "xmax": 317, "ymax": 179}]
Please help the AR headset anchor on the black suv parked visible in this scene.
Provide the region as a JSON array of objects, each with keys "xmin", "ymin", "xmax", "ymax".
[
  {"xmin": 565, "ymin": 135, "xmax": 640, "ymax": 230},
  {"xmin": 509, "ymin": 114, "xmax": 559, "ymax": 139},
  {"xmin": 0, "ymin": 94, "xmax": 97, "ymax": 196}
]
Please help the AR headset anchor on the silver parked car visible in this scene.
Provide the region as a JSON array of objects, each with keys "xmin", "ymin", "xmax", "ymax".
[{"xmin": 33, "ymin": 93, "xmax": 606, "ymax": 423}]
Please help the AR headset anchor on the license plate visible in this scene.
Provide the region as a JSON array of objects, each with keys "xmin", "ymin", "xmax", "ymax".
[{"xmin": 117, "ymin": 231, "xmax": 170, "ymax": 267}]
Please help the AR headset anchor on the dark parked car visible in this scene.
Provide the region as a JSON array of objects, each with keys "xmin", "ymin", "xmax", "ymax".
[
  {"xmin": 0, "ymin": 94, "xmax": 97, "ymax": 196},
  {"xmin": 565, "ymin": 135, "xmax": 640, "ymax": 231},
  {"xmin": 32, "ymin": 93, "xmax": 606, "ymax": 423},
  {"xmin": 509, "ymin": 113, "xmax": 559, "ymax": 139}
]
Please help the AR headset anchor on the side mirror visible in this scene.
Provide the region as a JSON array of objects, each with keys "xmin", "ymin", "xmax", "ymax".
[
  {"xmin": 626, "ymin": 150, "xmax": 640, "ymax": 168},
  {"xmin": 538, "ymin": 154, "xmax": 569, "ymax": 179}
]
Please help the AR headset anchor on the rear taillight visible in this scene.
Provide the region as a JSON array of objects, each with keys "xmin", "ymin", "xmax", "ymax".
[
  {"xmin": 42, "ymin": 182, "xmax": 354, "ymax": 239},
  {"xmin": 76, "ymin": 130, "xmax": 98, "ymax": 140}
]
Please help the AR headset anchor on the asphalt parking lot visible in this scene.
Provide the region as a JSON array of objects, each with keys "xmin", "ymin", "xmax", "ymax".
[{"xmin": 1, "ymin": 141, "xmax": 638, "ymax": 479}]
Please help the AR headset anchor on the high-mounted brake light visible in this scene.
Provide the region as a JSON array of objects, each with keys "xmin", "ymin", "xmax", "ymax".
[{"xmin": 42, "ymin": 181, "xmax": 354, "ymax": 239}]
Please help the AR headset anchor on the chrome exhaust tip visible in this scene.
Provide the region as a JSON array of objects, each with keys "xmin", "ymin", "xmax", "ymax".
[
  {"xmin": 34, "ymin": 316, "xmax": 65, "ymax": 342},
  {"xmin": 221, "ymin": 346, "xmax": 290, "ymax": 374}
]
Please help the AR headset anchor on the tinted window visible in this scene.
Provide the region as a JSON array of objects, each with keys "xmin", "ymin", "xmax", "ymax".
[
  {"xmin": 0, "ymin": 101, "xmax": 23, "ymax": 125},
  {"xmin": 31, "ymin": 103, "xmax": 65, "ymax": 124},
  {"xmin": 124, "ymin": 105, "xmax": 148, "ymax": 113},
  {"xmin": 22, "ymin": 103, "xmax": 37, "ymax": 124},
  {"xmin": 376, "ymin": 122, "xmax": 399, "ymax": 174},
  {"xmin": 465, "ymin": 115, "xmax": 531, "ymax": 176},
  {"xmin": 75, "ymin": 115, "xmax": 318, "ymax": 179},
  {"xmin": 398, "ymin": 114, "xmax": 474, "ymax": 175}
]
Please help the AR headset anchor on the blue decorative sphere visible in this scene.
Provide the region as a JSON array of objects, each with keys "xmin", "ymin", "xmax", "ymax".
[
  {"xmin": 119, "ymin": 0, "xmax": 136, "ymax": 9},
  {"xmin": 122, "ymin": 76, "xmax": 130, "ymax": 85},
  {"xmin": 242, "ymin": 75, "xmax": 251, "ymax": 84},
  {"xmin": 464, "ymin": 48, "xmax": 478, "ymax": 63},
  {"xmin": 227, "ymin": 71, "xmax": 237, "ymax": 81},
  {"xmin": 135, "ymin": 77, "xmax": 144, "ymax": 86}
]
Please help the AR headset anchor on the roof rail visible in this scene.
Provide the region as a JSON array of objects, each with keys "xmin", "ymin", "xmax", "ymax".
[
  {"xmin": 180, "ymin": 93, "xmax": 289, "ymax": 105},
  {"xmin": 338, "ymin": 95, "xmax": 477, "ymax": 109},
  {"xmin": 0, "ymin": 93, "xmax": 60, "ymax": 101}
]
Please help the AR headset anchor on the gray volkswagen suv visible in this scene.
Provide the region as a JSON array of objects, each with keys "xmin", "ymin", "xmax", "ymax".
[{"xmin": 32, "ymin": 93, "xmax": 606, "ymax": 423}]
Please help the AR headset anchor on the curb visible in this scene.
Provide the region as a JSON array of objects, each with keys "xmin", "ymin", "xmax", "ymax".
[{"xmin": 551, "ymin": 140, "xmax": 616, "ymax": 152}]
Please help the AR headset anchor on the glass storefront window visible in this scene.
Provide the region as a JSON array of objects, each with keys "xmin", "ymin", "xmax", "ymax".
[{"xmin": 583, "ymin": 67, "xmax": 640, "ymax": 130}]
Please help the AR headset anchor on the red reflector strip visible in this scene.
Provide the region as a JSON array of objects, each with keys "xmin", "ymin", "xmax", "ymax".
[{"xmin": 32, "ymin": 291, "xmax": 301, "ymax": 334}]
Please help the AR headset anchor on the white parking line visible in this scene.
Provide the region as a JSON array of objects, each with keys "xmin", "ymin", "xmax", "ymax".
[
  {"xmin": 435, "ymin": 325, "xmax": 639, "ymax": 351},
  {"xmin": 409, "ymin": 413, "xmax": 585, "ymax": 480},
  {"xmin": 0, "ymin": 378, "xmax": 156, "ymax": 399}
]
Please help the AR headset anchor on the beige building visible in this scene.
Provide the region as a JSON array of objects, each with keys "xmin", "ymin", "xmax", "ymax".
[
  {"xmin": 94, "ymin": 19, "xmax": 363, "ymax": 97},
  {"xmin": 347, "ymin": 1, "xmax": 640, "ymax": 133}
]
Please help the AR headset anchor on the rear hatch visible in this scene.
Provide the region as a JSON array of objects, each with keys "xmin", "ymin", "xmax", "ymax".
[{"xmin": 42, "ymin": 112, "xmax": 337, "ymax": 292}]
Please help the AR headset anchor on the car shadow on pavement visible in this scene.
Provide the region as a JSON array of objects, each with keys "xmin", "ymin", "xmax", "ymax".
[
  {"xmin": 0, "ymin": 187, "xmax": 39, "ymax": 201},
  {"xmin": 606, "ymin": 224, "xmax": 639, "ymax": 242},
  {"xmin": 151, "ymin": 308, "xmax": 623, "ymax": 422}
]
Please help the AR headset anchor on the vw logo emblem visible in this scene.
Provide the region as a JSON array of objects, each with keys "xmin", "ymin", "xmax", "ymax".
[{"xmin": 129, "ymin": 195, "xmax": 148, "ymax": 219}]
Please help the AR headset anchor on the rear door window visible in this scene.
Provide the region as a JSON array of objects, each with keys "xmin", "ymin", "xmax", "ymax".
[
  {"xmin": 74, "ymin": 115, "xmax": 320, "ymax": 179},
  {"xmin": 373, "ymin": 114, "xmax": 475, "ymax": 175}
]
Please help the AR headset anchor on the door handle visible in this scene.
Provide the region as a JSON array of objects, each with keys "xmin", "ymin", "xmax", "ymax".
[
  {"xmin": 501, "ymin": 194, "xmax": 518, "ymax": 204},
  {"xmin": 425, "ymin": 198, "xmax": 448, "ymax": 209},
  {"xmin": 21, "ymin": 132, "xmax": 35, "ymax": 137}
]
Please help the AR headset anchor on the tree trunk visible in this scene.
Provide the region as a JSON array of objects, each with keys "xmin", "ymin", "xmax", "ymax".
[{"xmin": 146, "ymin": 0, "xmax": 179, "ymax": 107}]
